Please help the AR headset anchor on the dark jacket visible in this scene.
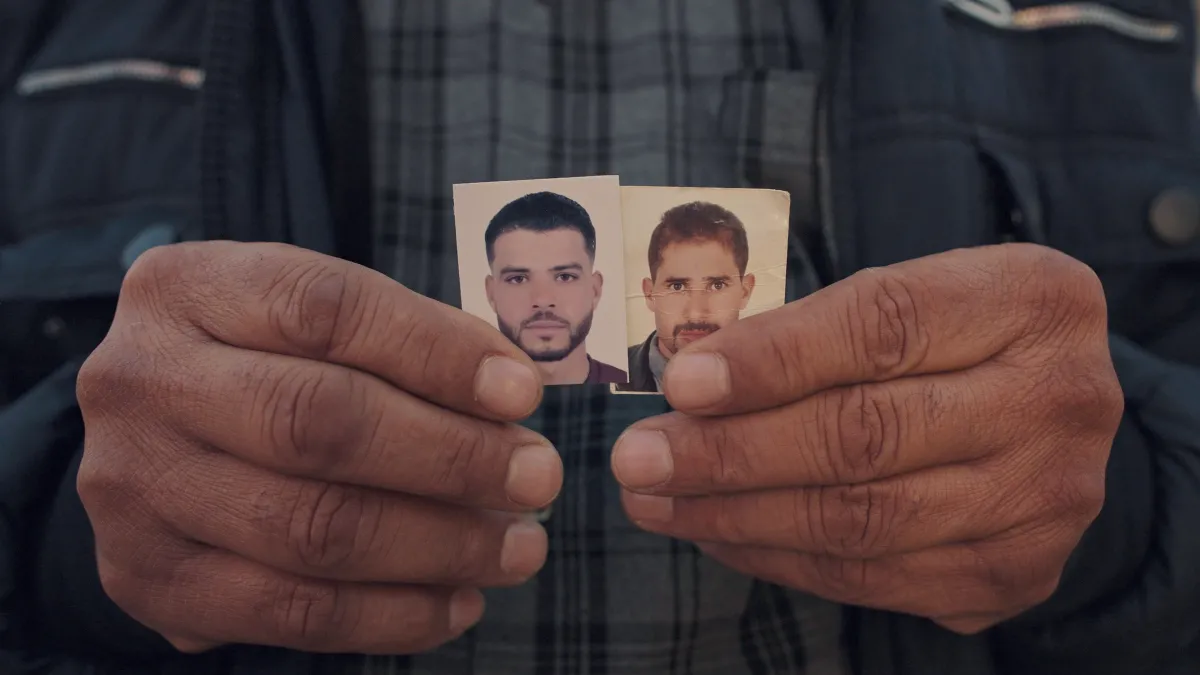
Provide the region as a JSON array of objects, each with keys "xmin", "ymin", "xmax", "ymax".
[
  {"xmin": 2, "ymin": 1, "xmax": 1199, "ymax": 674},
  {"xmin": 618, "ymin": 332, "xmax": 660, "ymax": 393}
]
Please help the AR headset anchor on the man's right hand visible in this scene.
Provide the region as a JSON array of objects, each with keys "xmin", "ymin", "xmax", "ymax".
[{"xmin": 75, "ymin": 242, "xmax": 561, "ymax": 655}]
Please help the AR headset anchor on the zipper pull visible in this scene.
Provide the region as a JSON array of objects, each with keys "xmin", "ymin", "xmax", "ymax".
[{"xmin": 942, "ymin": 0, "xmax": 1181, "ymax": 43}]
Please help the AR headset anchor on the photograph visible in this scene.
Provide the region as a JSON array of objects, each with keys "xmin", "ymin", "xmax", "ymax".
[
  {"xmin": 613, "ymin": 187, "xmax": 790, "ymax": 394},
  {"xmin": 453, "ymin": 175, "xmax": 630, "ymax": 386}
]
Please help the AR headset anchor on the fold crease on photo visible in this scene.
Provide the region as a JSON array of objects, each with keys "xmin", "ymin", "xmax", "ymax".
[{"xmin": 611, "ymin": 186, "xmax": 791, "ymax": 396}]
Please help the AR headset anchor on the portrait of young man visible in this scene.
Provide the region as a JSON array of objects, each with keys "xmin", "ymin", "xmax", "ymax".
[
  {"xmin": 484, "ymin": 191, "xmax": 628, "ymax": 386},
  {"xmin": 621, "ymin": 201, "xmax": 756, "ymax": 393}
]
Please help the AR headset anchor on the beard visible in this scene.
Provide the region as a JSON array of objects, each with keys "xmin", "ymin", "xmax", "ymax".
[{"xmin": 498, "ymin": 310, "xmax": 594, "ymax": 362}]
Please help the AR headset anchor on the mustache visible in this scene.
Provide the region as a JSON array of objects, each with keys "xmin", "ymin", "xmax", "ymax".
[
  {"xmin": 522, "ymin": 311, "xmax": 570, "ymax": 328},
  {"xmin": 673, "ymin": 322, "xmax": 720, "ymax": 337}
]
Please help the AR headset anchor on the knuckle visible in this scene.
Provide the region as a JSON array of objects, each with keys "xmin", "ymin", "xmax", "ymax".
[
  {"xmin": 441, "ymin": 524, "xmax": 494, "ymax": 581},
  {"xmin": 77, "ymin": 431, "xmax": 162, "ymax": 528},
  {"xmin": 847, "ymin": 271, "xmax": 930, "ymax": 379},
  {"xmin": 810, "ymin": 556, "xmax": 875, "ymax": 604},
  {"xmin": 259, "ymin": 258, "xmax": 354, "ymax": 359},
  {"xmin": 699, "ymin": 422, "xmax": 759, "ymax": 489},
  {"xmin": 1023, "ymin": 574, "xmax": 1062, "ymax": 610},
  {"xmin": 428, "ymin": 422, "xmax": 492, "ymax": 500},
  {"xmin": 269, "ymin": 579, "xmax": 355, "ymax": 647},
  {"xmin": 121, "ymin": 243, "xmax": 190, "ymax": 297},
  {"xmin": 286, "ymin": 482, "xmax": 371, "ymax": 573},
  {"xmin": 77, "ymin": 338, "xmax": 152, "ymax": 415},
  {"xmin": 964, "ymin": 544, "xmax": 1055, "ymax": 613},
  {"xmin": 257, "ymin": 364, "xmax": 365, "ymax": 471},
  {"xmin": 819, "ymin": 385, "xmax": 903, "ymax": 483},
  {"xmin": 75, "ymin": 445, "xmax": 130, "ymax": 517},
  {"xmin": 95, "ymin": 539, "xmax": 181, "ymax": 627},
  {"xmin": 810, "ymin": 484, "xmax": 908, "ymax": 558},
  {"xmin": 711, "ymin": 499, "xmax": 757, "ymax": 544},
  {"xmin": 1056, "ymin": 360, "xmax": 1125, "ymax": 438},
  {"xmin": 96, "ymin": 555, "xmax": 143, "ymax": 616},
  {"xmin": 1012, "ymin": 246, "xmax": 1108, "ymax": 337},
  {"xmin": 760, "ymin": 321, "xmax": 809, "ymax": 394},
  {"xmin": 1043, "ymin": 467, "xmax": 1107, "ymax": 527}
]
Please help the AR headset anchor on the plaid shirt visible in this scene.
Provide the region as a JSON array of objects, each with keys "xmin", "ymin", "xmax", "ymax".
[{"xmin": 358, "ymin": 1, "xmax": 846, "ymax": 673}]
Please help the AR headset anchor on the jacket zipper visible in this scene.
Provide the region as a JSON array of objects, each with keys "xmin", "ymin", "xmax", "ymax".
[
  {"xmin": 942, "ymin": 0, "xmax": 1181, "ymax": 42},
  {"xmin": 15, "ymin": 59, "xmax": 204, "ymax": 96},
  {"xmin": 813, "ymin": 0, "xmax": 854, "ymax": 283}
]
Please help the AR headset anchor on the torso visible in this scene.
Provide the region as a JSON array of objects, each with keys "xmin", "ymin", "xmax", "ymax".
[{"xmin": 360, "ymin": 1, "xmax": 845, "ymax": 673}]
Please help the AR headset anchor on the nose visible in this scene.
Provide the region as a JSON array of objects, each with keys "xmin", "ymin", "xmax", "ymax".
[
  {"xmin": 681, "ymin": 288, "xmax": 711, "ymax": 321},
  {"xmin": 530, "ymin": 277, "xmax": 556, "ymax": 309}
]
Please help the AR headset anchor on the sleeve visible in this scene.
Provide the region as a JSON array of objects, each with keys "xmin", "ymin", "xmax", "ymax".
[{"xmin": 990, "ymin": 338, "xmax": 1200, "ymax": 674}]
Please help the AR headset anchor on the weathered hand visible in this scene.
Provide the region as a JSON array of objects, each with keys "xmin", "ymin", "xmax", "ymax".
[
  {"xmin": 612, "ymin": 244, "xmax": 1123, "ymax": 634},
  {"xmin": 77, "ymin": 242, "xmax": 560, "ymax": 654}
]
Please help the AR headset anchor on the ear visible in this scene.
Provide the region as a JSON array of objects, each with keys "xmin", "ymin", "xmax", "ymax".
[
  {"xmin": 591, "ymin": 271, "xmax": 604, "ymax": 310},
  {"xmin": 740, "ymin": 273, "xmax": 756, "ymax": 310},
  {"xmin": 485, "ymin": 275, "xmax": 497, "ymax": 312},
  {"xmin": 642, "ymin": 277, "xmax": 655, "ymax": 312}
]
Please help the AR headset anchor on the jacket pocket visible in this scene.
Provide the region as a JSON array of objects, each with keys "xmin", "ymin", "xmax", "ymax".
[
  {"xmin": 1, "ymin": 0, "xmax": 205, "ymax": 245},
  {"xmin": 2, "ymin": 81, "xmax": 200, "ymax": 244},
  {"xmin": 981, "ymin": 140, "xmax": 1200, "ymax": 366},
  {"xmin": 714, "ymin": 67, "xmax": 825, "ymax": 300}
]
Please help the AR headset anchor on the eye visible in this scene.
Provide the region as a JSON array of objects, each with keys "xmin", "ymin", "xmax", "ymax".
[
  {"xmin": 556, "ymin": 273, "xmax": 579, "ymax": 283},
  {"xmin": 505, "ymin": 275, "xmax": 527, "ymax": 284},
  {"xmin": 668, "ymin": 282, "xmax": 685, "ymax": 292},
  {"xmin": 711, "ymin": 280, "xmax": 727, "ymax": 291}
]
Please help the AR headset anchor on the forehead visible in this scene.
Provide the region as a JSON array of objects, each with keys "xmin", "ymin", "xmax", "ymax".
[
  {"xmin": 491, "ymin": 227, "xmax": 590, "ymax": 266},
  {"xmin": 657, "ymin": 239, "xmax": 740, "ymax": 276}
]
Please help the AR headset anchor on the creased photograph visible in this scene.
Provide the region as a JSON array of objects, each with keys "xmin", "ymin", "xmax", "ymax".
[{"xmin": 613, "ymin": 187, "xmax": 790, "ymax": 394}]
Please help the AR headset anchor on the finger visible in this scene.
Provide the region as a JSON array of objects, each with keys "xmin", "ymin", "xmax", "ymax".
[
  {"xmin": 121, "ymin": 241, "xmax": 543, "ymax": 421},
  {"xmin": 621, "ymin": 464, "xmax": 1029, "ymax": 558},
  {"xmin": 166, "ymin": 343, "xmax": 561, "ymax": 511},
  {"xmin": 660, "ymin": 244, "xmax": 1104, "ymax": 414},
  {"xmin": 154, "ymin": 449, "xmax": 548, "ymax": 586},
  {"xmin": 99, "ymin": 547, "xmax": 486, "ymax": 655},
  {"xmin": 613, "ymin": 367, "xmax": 1010, "ymax": 494},
  {"xmin": 694, "ymin": 535, "xmax": 1069, "ymax": 629}
]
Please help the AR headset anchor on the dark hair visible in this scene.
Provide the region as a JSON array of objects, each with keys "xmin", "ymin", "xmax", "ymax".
[
  {"xmin": 647, "ymin": 201, "xmax": 749, "ymax": 279},
  {"xmin": 484, "ymin": 191, "xmax": 597, "ymax": 264}
]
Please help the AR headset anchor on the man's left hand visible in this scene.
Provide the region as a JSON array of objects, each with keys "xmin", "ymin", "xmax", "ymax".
[{"xmin": 612, "ymin": 244, "xmax": 1123, "ymax": 634}]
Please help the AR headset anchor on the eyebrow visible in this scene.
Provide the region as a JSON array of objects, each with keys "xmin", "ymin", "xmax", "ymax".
[
  {"xmin": 662, "ymin": 275, "xmax": 733, "ymax": 284},
  {"xmin": 499, "ymin": 263, "xmax": 584, "ymax": 276}
]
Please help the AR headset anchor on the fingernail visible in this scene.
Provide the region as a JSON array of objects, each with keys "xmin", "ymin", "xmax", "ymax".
[
  {"xmin": 623, "ymin": 492, "xmax": 674, "ymax": 523},
  {"xmin": 611, "ymin": 430, "xmax": 673, "ymax": 490},
  {"xmin": 500, "ymin": 519, "xmax": 548, "ymax": 577},
  {"xmin": 475, "ymin": 356, "xmax": 540, "ymax": 418},
  {"xmin": 506, "ymin": 445, "xmax": 563, "ymax": 508},
  {"xmin": 449, "ymin": 588, "xmax": 485, "ymax": 633},
  {"xmin": 664, "ymin": 352, "xmax": 731, "ymax": 409}
]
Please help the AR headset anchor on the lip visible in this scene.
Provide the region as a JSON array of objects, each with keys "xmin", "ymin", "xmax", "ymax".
[{"xmin": 525, "ymin": 321, "xmax": 568, "ymax": 329}]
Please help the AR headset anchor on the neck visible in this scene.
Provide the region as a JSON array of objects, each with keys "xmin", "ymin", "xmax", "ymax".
[{"xmin": 537, "ymin": 345, "xmax": 591, "ymax": 385}]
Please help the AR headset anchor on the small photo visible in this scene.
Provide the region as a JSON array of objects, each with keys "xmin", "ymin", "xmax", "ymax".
[
  {"xmin": 613, "ymin": 187, "xmax": 790, "ymax": 394},
  {"xmin": 453, "ymin": 176, "xmax": 630, "ymax": 386}
]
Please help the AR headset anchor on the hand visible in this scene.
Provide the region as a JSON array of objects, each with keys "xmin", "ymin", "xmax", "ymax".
[
  {"xmin": 612, "ymin": 244, "xmax": 1123, "ymax": 634},
  {"xmin": 77, "ymin": 242, "xmax": 562, "ymax": 654}
]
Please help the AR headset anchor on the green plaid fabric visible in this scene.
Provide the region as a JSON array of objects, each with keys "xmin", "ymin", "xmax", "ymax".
[{"xmin": 357, "ymin": 1, "xmax": 845, "ymax": 673}]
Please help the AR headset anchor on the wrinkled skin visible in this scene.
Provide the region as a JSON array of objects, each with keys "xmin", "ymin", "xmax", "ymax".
[
  {"xmin": 77, "ymin": 241, "xmax": 563, "ymax": 654},
  {"xmin": 613, "ymin": 243, "xmax": 1123, "ymax": 634}
]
